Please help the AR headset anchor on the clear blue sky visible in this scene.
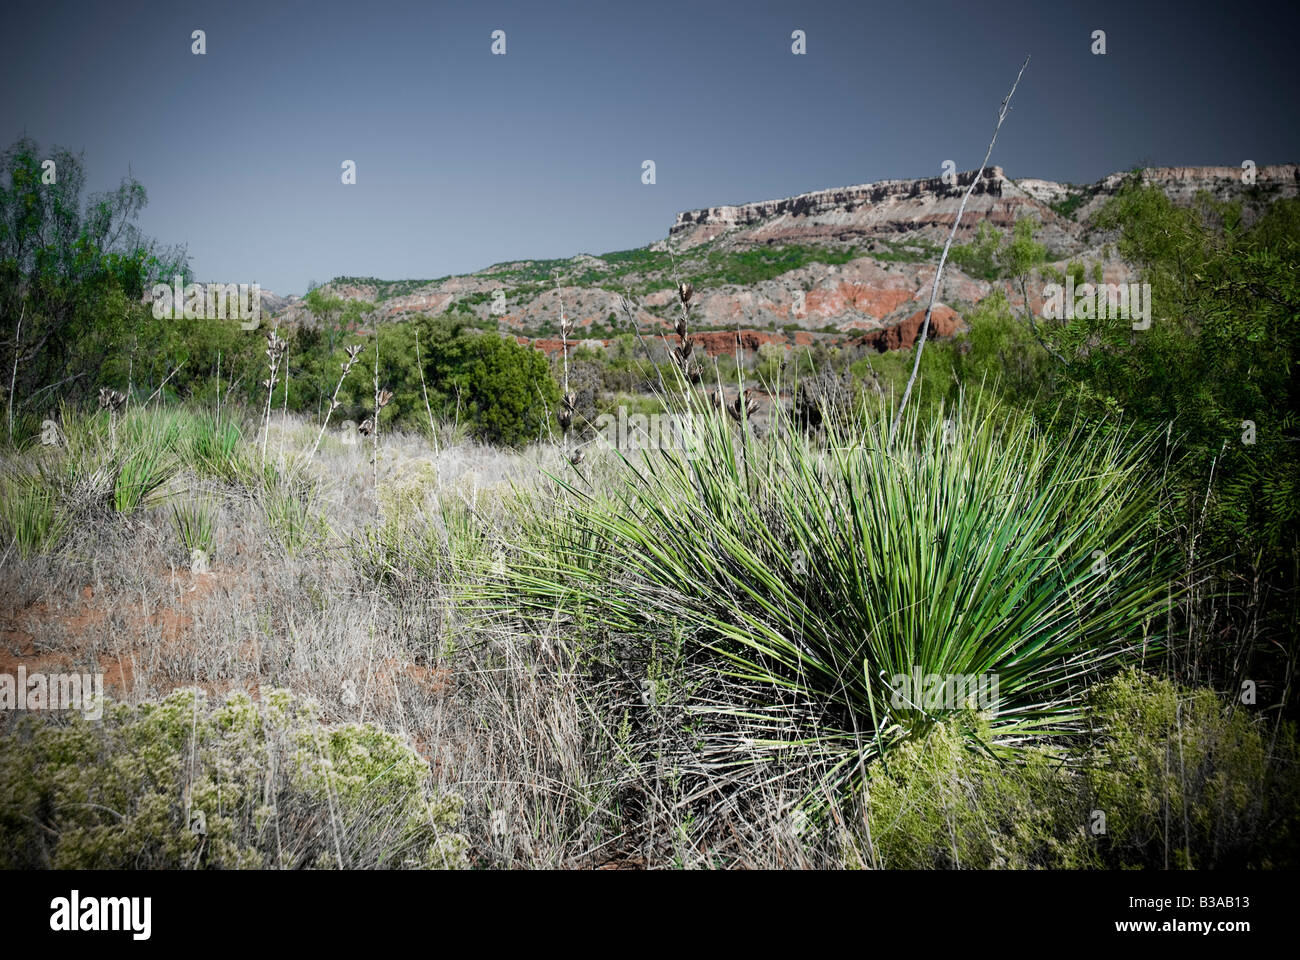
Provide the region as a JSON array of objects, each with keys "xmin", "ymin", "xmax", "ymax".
[{"xmin": 3, "ymin": 0, "xmax": 1296, "ymax": 294}]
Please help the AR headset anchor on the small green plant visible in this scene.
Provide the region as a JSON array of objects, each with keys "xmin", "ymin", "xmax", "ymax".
[
  {"xmin": 259, "ymin": 475, "xmax": 326, "ymax": 555},
  {"xmin": 170, "ymin": 497, "xmax": 216, "ymax": 555}
]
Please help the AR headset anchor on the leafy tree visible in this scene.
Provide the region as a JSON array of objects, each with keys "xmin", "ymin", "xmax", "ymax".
[
  {"xmin": 949, "ymin": 221, "xmax": 1003, "ymax": 280},
  {"xmin": 297, "ymin": 291, "xmax": 373, "ymax": 417},
  {"xmin": 0, "ymin": 136, "xmax": 187, "ymax": 418},
  {"xmin": 303, "ymin": 287, "xmax": 345, "ymax": 344},
  {"xmin": 333, "ymin": 315, "xmax": 559, "ymax": 446},
  {"xmin": 449, "ymin": 326, "xmax": 558, "ymax": 446},
  {"xmin": 950, "ymin": 288, "xmax": 1054, "ymax": 405},
  {"xmin": 1069, "ymin": 183, "xmax": 1299, "ymax": 567}
]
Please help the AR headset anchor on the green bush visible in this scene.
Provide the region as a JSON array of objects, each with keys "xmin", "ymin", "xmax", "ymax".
[
  {"xmin": 864, "ymin": 713, "xmax": 1095, "ymax": 869},
  {"xmin": 0, "ymin": 688, "xmax": 468, "ymax": 869},
  {"xmin": 332, "ymin": 317, "xmax": 559, "ymax": 447},
  {"xmin": 1085, "ymin": 668, "xmax": 1300, "ymax": 868},
  {"xmin": 454, "ymin": 329, "xmax": 560, "ymax": 446},
  {"xmin": 860, "ymin": 669, "xmax": 1299, "ymax": 868},
  {"xmin": 950, "ymin": 289, "xmax": 1056, "ymax": 406},
  {"xmin": 1082, "ymin": 187, "xmax": 1300, "ymax": 571},
  {"xmin": 949, "ymin": 221, "xmax": 1003, "ymax": 281}
]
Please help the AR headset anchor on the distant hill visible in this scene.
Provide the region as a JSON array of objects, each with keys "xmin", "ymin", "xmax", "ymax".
[{"xmin": 263, "ymin": 163, "xmax": 1299, "ymax": 357}]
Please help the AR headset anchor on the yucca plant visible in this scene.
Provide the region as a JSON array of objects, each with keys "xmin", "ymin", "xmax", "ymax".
[
  {"xmin": 33, "ymin": 406, "xmax": 191, "ymax": 517},
  {"xmin": 0, "ymin": 472, "xmax": 69, "ymax": 558},
  {"xmin": 170, "ymin": 497, "xmax": 216, "ymax": 555},
  {"xmin": 489, "ymin": 388, "xmax": 1179, "ymax": 806},
  {"xmin": 46, "ymin": 444, "xmax": 117, "ymax": 514},
  {"xmin": 113, "ymin": 444, "xmax": 178, "ymax": 513},
  {"xmin": 258, "ymin": 473, "xmax": 325, "ymax": 556},
  {"xmin": 45, "ymin": 404, "xmax": 117, "ymax": 510},
  {"xmin": 187, "ymin": 416, "xmax": 245, "ymax": 482}
]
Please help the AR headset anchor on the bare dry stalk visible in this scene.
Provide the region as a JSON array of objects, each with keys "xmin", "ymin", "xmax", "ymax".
[
  {"xmin": 891, "ymin": 55, "xmax": 1030, "ymax": 437},
  {"xmin": 215, "ymin": 350, "xmax": 221, "ymax": 429},
  {"xmin": 413, "ymin": 326, "xmax": 449, "ymax": 544},
  {"xmin": 372, "ymin": 342, "xmax": 380, "ymax": 519},
  {"xmin": 618, "ymin": 289, "xmax": 665, "ymax": 396},
  {"xmin": 98, "ymin": 387, "xmax": 126, "ymax": 449},
  {"xmin": 277, "ymin": 341, "xmax": 291, "ymax": 471},
  {"xmin": 260, "ymin": 329, "xmax": 286, "ymax": 470},
  {"xmin": 144, "ymin": 358, "xmax": 188, "ymax": 408},
  {"xmin": 553, "ymin": 275, "xmax": 571, "ymax": 402},
  {"xmin": 308, "ymin": 343, "xmax": 363, "ymax": 459},
  {"xmin": 665, "ymin": 244, "xmax": 701, "ymax": 395},
  {"xmin": 553, "ymin": 275, "xmax": 575, "ymax": 458},
  {"xmin": 8, "ymin": 302, "xmax": 24, "ymax": 445}
]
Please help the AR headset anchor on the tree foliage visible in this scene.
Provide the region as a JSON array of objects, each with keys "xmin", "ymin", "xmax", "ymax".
[{"xmin": 0, "ymin": 137, "xmax": 187, "ymax": 411}]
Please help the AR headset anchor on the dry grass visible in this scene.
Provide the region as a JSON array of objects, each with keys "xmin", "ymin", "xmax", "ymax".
[{"xmin": 0, "ymin": 411, "xmax": 732, "ymax": 867}]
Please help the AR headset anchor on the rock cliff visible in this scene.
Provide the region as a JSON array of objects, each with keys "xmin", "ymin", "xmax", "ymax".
[{"xmin": 268, "ymin": 162, "xmax": 1298, "ymax": 357}]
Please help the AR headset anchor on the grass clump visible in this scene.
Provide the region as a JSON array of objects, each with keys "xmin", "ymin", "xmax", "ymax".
[
  {"xmin": 186, "ymin": 415, "xmax": 246, "ymax": 482},
  {"xmin": 0, "ymin": 688, "xmax": 468, "ymax": 869},
  {"xmin": 258, "ymin": 473, "xmax": 327, "ymax": 556},
  {"xmin": 39, "ymin": 405, "xmax": 185, "ymax": 515},
  {"xmin": 113, "ymin": 443, "xmax": 178, "ymax": 513}
]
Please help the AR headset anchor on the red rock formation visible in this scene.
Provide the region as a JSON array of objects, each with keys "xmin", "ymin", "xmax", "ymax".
[
  {"xmin": 849, "ymin": 304, "xmax": 961, "ymax": 351},
  {"xmin": 690, "ymin": 329, "xmax": 788, "ymax": 357}
]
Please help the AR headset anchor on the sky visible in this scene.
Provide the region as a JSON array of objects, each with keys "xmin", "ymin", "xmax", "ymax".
[{"xmin": 3, "ymin": 0, "xmax": 1297, "ymax": 294}]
